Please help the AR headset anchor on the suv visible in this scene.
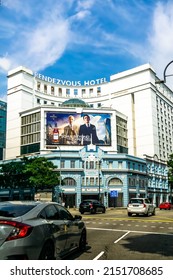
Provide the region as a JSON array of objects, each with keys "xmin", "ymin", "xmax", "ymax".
[
  {"xmin": 127, "ymin": 198, "xmax": 155, "ymax": 217},
  {"xmin": 79, "ymin": 199, "xmax": 106, "ymax": 214}
]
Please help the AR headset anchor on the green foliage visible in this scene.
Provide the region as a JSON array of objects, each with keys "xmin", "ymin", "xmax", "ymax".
[
  {"xmin": 167, "ymin": 154, "xmax": 173, "ymax": 183},
  {"xmin": 24, "ymin": 157, "xmax": 60, "ymax": 190},
  {"xmin": 0, "ymin": 157, "xmax": 60, "ymax": 190}
]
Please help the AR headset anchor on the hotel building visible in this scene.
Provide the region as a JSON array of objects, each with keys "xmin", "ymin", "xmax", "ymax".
[{"xmin": 4, "ymin": 64, "xmax": 171, "ymax": 207}]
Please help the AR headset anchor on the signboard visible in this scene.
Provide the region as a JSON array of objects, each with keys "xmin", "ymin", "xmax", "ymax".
[
  {"xmin": 110, "ymin": 190, "xmax": 118, "ymax": 197},
  {"xmin": 46, "ymin": 112, "xmax": 111, "ymax": 146}
]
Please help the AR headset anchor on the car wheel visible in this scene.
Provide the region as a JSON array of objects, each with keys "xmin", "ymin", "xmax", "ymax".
[
  {"xmin": 128, "ymin": 213, "xmax": 132, "ymax": 216},
  {"xmin": 102, "ymin": 208, "xmax": 106, "ymax": 213},
  {"xmin": 79, "ymin": 229, "xmax": 87, "ymax": 251},
  {"xmin": 80, "ymin": 211, "xmax": 84, "ymax": 214},
  {"xmin": 39, "ymin": 241, "xmax": 55, "ymax": 260},
  {"xmin": 145, "ymin": 211, "xmax": 149, "ymax": 217},
  {"xmin": 152, "ymin": 208, "xmax": 156, "ymax": 215}
]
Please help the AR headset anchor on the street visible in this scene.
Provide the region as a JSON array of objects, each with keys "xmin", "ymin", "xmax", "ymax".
[{"xmin": 68, "ymin": 208, "xmax": 173, "ymax": 260}]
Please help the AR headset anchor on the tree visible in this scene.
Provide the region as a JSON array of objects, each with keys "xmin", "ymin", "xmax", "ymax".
[
  {"xmin": 0, "ymin": 157, "xmax": 30, "ymax": 188},
  {"xmin": 24, "ymin": 157, "xmax": 60, "ymax": 191},
  {"xmin": 167, "ymin": 154, "xmax": 173, "ymax": 188},
  {"xmin": 0, "ymin": 157, "xmax": 60, "ymax": 192}
]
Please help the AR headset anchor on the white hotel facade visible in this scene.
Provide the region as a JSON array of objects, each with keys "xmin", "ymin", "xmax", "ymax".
[{"xmin": 4, "ymin": 63, "xmax": 172, "ymax": 207}]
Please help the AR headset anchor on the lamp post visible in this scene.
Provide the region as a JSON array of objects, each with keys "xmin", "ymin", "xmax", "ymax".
[
  {"xmin": 51, "ymin": 145, "xmax": 62, "ymax": 203},
  {"xmin": 156, "ymin": 60, "xmax": 173, "ymax": 84},
  {"xmin": 97, "ymin": 160, "xmax": 102, "ymax": 202},
  {"xmin": 136, "ymin": 174, "xmax": 140, "ymax": 197},
  {"xmin": 56, "ymin": 145, "xmax": 62, "ymax": 202}
]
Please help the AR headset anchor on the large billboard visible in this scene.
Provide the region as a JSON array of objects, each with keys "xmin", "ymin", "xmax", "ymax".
[{"xmin": 46, "ymin": 112, "xmax": 111, "ymax": 146}]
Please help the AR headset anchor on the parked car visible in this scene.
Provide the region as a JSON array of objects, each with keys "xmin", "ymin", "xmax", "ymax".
[
  {"xmin": 159, "ymin": 202, "xmax": 173, "ymax": 210},
  {"xmin": 79, "ymin": 199, "xmax": 106, "ymax": 214},
  {"xmin": 127, "ymin": 197, "xmax": 156, "ymax": 217},
  {"xmin": 0, "ymin": 201, "xmax": 87, "ymax": 260}
]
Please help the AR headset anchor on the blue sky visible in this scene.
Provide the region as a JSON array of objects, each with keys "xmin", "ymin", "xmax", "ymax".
[{"xmin": 1, "ymin": 0, "xmax": 173, "ymax": 100}]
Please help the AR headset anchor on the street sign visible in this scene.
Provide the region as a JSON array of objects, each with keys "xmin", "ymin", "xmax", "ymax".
[{"xmin": 110, "ymin": 190, "xmax": 118, "ymax": 197}]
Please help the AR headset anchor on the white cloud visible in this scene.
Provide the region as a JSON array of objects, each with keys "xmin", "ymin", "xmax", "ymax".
[
  {"xmin": 0, "ymin": 56, "xmax": 12, "ymax": 72},
  {"xmin": 76, "ymin": 0, "xmax": 94, "ymax": 11},
  {"xmin": 147, "ymin": 1, "xmax": 173, "ymax": 82}
]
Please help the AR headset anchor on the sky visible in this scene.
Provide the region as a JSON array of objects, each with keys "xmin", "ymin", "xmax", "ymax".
[{"xmin": 1, "ymin": 0, "xmax": 173, "ymax": 101}]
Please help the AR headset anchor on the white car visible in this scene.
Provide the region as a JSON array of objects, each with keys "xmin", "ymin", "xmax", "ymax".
[{"xmin": 127, "ymin": 198, "xmax": 156, "ymax": 217}]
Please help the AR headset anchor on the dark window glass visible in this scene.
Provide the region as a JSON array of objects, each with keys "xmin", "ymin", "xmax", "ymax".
[{"xmin": 0, "ymin": 204, "xmax": 36, "ymax": 217}]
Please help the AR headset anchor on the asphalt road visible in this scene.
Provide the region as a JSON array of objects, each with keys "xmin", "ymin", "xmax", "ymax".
[{"xmin": 68, "ymin": 208, "xmax": 173, "ymax": 260}]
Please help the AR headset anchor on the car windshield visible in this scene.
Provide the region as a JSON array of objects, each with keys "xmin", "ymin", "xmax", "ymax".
[
  {"xmin": 82, "ymin": 200, "xmax": 99, "ymax": 204},
  {"xmin": 129, "ymin": 199, "xmax": 143, "ymax": 204},
  {"xmin": 0, "ymin": 204, "xmax": 36, "ymax": 217}
]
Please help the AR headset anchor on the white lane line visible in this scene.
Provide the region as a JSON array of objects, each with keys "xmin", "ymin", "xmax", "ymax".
[
  {"xmin": 93, "ymin": 251, "xmax": 104, "ymax": 260},
  {"xmin": 87, "ymin": 227, "xmax": 173, "ymax": 236},
  {"xmin": 114, "ymin": 231, "xmax": 130, "ymax": 243}
]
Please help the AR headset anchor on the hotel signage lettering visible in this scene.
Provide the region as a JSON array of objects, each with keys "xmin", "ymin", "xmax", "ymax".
[{"xmin": 35, "ymin": 72, "xmax": 107, "ymax": 86}]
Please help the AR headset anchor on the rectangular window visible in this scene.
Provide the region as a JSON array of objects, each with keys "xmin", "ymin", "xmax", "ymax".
[
  {"xmin": 82, "ymin": 89, "xmax": 86, "ymax": 95},
  {"xmin": 51, "ymin": 86, "xmax": 54, "ymax": 95},
  {"xmin": 89, "ymin": 88, "xmax": 93, "ymax": 94},
  {"xmin": 70, "ymin": 160, "xmax": 75, "ymax": 168},
  {"xmin": 97, "ymin": 87, "xmax": 101, "ymax": 94},
  {"xmin": 90, "ymin": 177, "xmax": 94, "ymax": 185},
  {"xmin": 74, "ymin": 89, "xmax": 78, "ymax": 96},
  {"xmin": 89, "ymin": 161, "xmax": 94, "ymax": 169},
  {"xmin": 59, "ymin": 88, "xmax": 62, "ymax": 97},
  {"xmin": 66, "ymin": 89, "xmax": 70, "ymax": 96},
  {"xmin": 37, "ymin": 82, "xmax": 41, "ymax": 91},
  {"xmin": 44, "ymin": 84, "xmax": 47, "ymax": 93},
  {"xmin": 61, "ymin": 160, "xmax": 65, "ymax": 169},
  {"xmin": 108, "ymin": 161, "xmax": 113, "ymax": 169}
]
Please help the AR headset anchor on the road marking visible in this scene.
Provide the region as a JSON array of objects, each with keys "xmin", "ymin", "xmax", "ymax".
[
  {"xmin": 93, "ymin": 251, "xmax": 104, "ymax": 260},
  {"xmin": 114, "ymin": 231, "xmax": 130, "ymax": 243},
  {"xmin": 82, "ymin": 216, "xmax": 173, "ymax": 223},
  {"xmin": 87, "ymin": 227, "xmax": 173, "ymax": 236}
]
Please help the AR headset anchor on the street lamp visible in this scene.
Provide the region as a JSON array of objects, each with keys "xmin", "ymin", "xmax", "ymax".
[
  {"xmin": 136, "ymin": 174, "xmax": 140, "ymax": 197},
  {"xmin": 156, "ymin": 60, "xmax": 173, "ymax": 84},
  {"xmin": 56, "ymin": 146, "xmax": 61, "ymax": 188},
  {"xmin": 56, "ymin": 145, "xmax": 62, "ymax": 201},
  {"xmin": 51, "ymin": 145, "xmax": 62, "ymax": 202},
  {"xmin": 97, "ymin": 160, "xmax": 102, "ymax": 202}
]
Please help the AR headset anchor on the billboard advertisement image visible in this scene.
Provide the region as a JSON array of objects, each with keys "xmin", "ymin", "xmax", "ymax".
[{"xmin": 46, "ymin": 112, "xmax": 111, "ymax": 146}]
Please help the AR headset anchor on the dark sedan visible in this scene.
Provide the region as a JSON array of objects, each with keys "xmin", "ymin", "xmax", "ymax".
[
  {"xmin": 0, "ymin": 201, "xmax": 87, "ymax": 260},
  {"xmin": 79, "ymin": 199, "xmax": 106, "ymax": 214}
]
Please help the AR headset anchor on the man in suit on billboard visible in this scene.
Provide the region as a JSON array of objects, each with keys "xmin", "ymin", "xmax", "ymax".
[
  {"xmin": 62, "ymin": 115, "xmax": 78, "ymax": 144},
  {"xmin": 78, "ymin": 114, "xmax": 99, "ymax": 145}
]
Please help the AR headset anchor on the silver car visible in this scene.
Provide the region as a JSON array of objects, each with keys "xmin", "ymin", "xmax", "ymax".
[
  {"xmin": 127, "ymin": 198, "xmax": 156, "ymax": 217},
  {"xmin": 0, "ymin": 201, "xmax": 87, "ymax": 260}
]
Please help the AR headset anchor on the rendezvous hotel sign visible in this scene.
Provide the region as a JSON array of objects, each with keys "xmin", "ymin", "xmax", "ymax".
[{"xmin": 35, "ymin": 72, "xmax": 108, "ymax": 87}]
